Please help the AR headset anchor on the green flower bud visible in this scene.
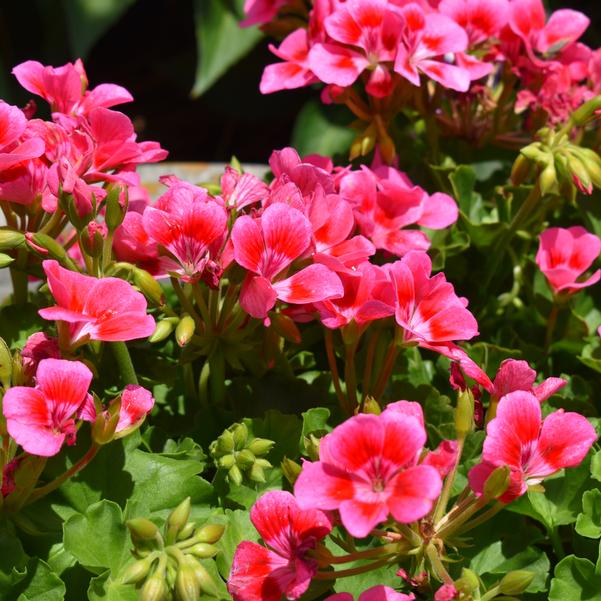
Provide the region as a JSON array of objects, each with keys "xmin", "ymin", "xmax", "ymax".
[
  {"xmin": 455, "ymin": 568, "xmax": 480, "ymax": 594},
  {"xmin": 149, "ymin": 320, "xmax": 175, "ymax": 343},
  {"xmin": 187, "ymin": 558, "xmax": 218, "ymax": 597},
  {"xmin": 120, "ymin": 557, "xmax": 155, "ymax": 585},
  {"xmin": 127, "ymin": 518, "xmax": 160, "ymax": 541},
  {"xmin": 246, "ymin": 437, "xmax": 275, "ymax": 456},
  {"xmin": 483, "ymin": 465, "xmax": 510, "ymax": 500},
  {"xmin": 167, "ymin": 497, "xmax": 191, "ymax": 536},
  {"xmin": 455, "ymin": 388, "xmax": 474, "ymax": 439},
  {"xmin": 236, "ymin": 449, "xmax": 255, "ymax": 469},
  {"xmin": 538, "ymin": 160, "xmax": 558, "ymax": 196},
  {"xmin": 195, "ymin": 523, "xmax": 225, "ymax": 544},
  {"xmin": 214, "ymin": 429, "xmax": 235, "ymax": 455},
  {"xmin": 304, "ymin": 434, "xmax": 321, "ymax": 461},
  {"xmin": 254, "ymin": 458, "xmax": 272, "ymax": 469},
  {"xmin": 248, "ymin": 463, "xmax": 266, "ymax": 483},
  {"xmin": 133, "ymin": 268, "xmax": 165, "ymax": 306},
  {"xmin": 520, "ymin": 142, "xmax": 551, "ymax": 164},
  {"xmin": 572, "ymin": 147, "xmax": 601, "ymax": 189},
  {"xmin": 104, "ymin": 186, "xmax": 126, "ymax": 231},
  {"xmin": 218, "ymin": 454, "xmax": 235, "ymax": 469},
  {"xmin": 231, "ymin": 423, "xmax": 248, "ymax": 450},
  {"xmin": 566, "ymin": 153, "xmax": 593, "ymax": 194},
  {"xmin": 361, "ymin": 396, "xmax": 381, "ymax": 415},
  {"xmin": 91, "ymin": 409, "xmax": 120, "ymax": 445},
  {"xmin": 187, "ymin": 543, "xmax": 218, "ymax": 559},
  {"xmin": 0, "ymin": 337, "xmax": 12, "ymax": 389},
  {"xmin": 175, "ymin": 563, "xmax": 201, "ymax": 601},
  {"xmin": 177, "ymin": 522, "xmax": 196, "ymax": 541},
  {"xmin": 228, "ymin": 465, "xmax": 243, "ymax": 487},
  {"xmin": 510, "ymin": 153, "xmax": 533, "ymax": 185},
  {"xmin": 0, "ymin": 253, "xmax": 14, "ymax": 268},
  {"xmin": 499, "ymin": 570, "xmax": 535, "ymax": 595},
  {"xmin": 571, "ymin": 96, "xmax": 601, "ymax": 126},
  {"xmin": 281, "ymin": 457, "xmax": 302, "ymax": 485},
  {"xmin": 271, "ymin": 313, "xmax": 301, "ymax": 344},
  {"xmin": 0, "ymin": 229, "xmax": 25, "ymax": 251},
  {"xmin": 140, "ymin": 572, "xmax": 167, "ymax": 601},
  {"xmin": 30, "ymin": 232, "xmax": 68, "ymax": 261},
  {"xmin": 176, "ymin": 314, "xmax": 196, "ymax": 347}
]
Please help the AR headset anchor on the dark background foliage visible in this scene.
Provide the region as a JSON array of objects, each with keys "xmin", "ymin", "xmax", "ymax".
[{"xmin": 0, "ymin": 0, "xmax": 599, "ymax": 163}]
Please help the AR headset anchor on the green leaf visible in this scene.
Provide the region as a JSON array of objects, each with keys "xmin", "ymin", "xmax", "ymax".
[
  {"xmin": 192, "ymin": 0, "xmax": 262, "ymax": 97},
  {"xmin": 63, "ymin": 500, "xmax": 129, "ymax": 575},
  {"xmin": 14, "ymin": 559, "xmax": 65, "ymax": 601},
  {"xmin": 549, "ymin": 554, "xmax": 601, "ymax": 600},
  {"xmin": 301, "ymin": 407, "xmax": 331, "ymax": 439},
  {"xmin": 244, "ymin": 410, "xmax": 302, "ymax": 464},
  {"xmin": 576, "ymin": 489, "xmax": 601, "ymax": 539},
  {"xmin": 215, "ymin": 509, "xmax": 259, "ymax": 581},
  {"xmin": 292, "ymin": 100, "xmax": 355, "ymax": 157},
  {"xmin": 87, "ymin": 572, "xmax": 137, "ymax": 601},
  {"xmin": 592, "ymin": 450, "xmax": 601, "ymax": 482},
  {"xmin": 0, "ymin": 520, "xmax": 27, "ymax": 592},
  {"xmin": 63, "ymin": 0, "xmax": 137, "ymax": 58}
]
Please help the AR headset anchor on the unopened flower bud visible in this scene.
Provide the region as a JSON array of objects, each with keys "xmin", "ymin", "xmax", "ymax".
[
  {"xmin": 566, "ymin": 153, "xmax": 593, "ymax": 194},
  {"xmin": 29, "ymin": 232, "xmax": 68, "ymax": 261},
  {"xmin": 195, "ymin": 523, "xmax": 225, "ymax": 544},
  {"xmin": 127, "ymin": 518, "xmax": 160, "ymax": 541},
  {"xmin": 0, "ymin": 253, "xmax": 14, "ymax": 268},
  {"xmin": 281, "ymin": 457, "xmax": 302, "ymax": 485},
  {"xmin": 0, "ymin": 229, "xmax": 25, "ymax": 251},
  {"xmin": 176, "ymin": 315, "xmax": 196, "ymax": 347},
  {"xmin": 0, "ymin": 337, "xmax": 12, "ymax": 389},
  {"xmin": 455, "ymin": 567, "xmax": 480, "ymax": 594},
  {"xmin": 510, "ymin": 153, "xmax": 532, "ymax": 185},
  {"xmin": 140, "ymin": 572, "xmax": 167, "ymax": 601},
  {"xmin": 455, "ymin": 389, "xmax": 474, "ymax": 439},
  {"xmin": 236, "ymin": 449, "xmax": 255, "ymax": 469},
  {"xmin": 271, "ymin": 313, "xmax": 301, "ymax": 344},
  {"xmin": 361, "ymin": 396, "xmax": 381, "ymax": 415},
  {"xmin": 133, "ymin": 267, "xmax": 165, "ymax": 306},
  {"xmin": 177, "ymin": 522, "xmax": 196, "ymax": 541},
  {"xmin": 120, "ymin": 557, "xmax": 154, "ymax": 585},
  {"xmin": 175, "ymin": 563, "xmax": 201, "ymax": 601},
  {"xmin": 248, "ymin": 463, "xmax": 266, "ymax": 483},
  {"xmin": 167, "ymin": 497, "xmax": 191, "ymax": 537},
  {"xmin": 218, "ymin": 454, "xmax": 235, "ymax": 469},
  {"xmin": 232, "ymin": 423, "xmax": 248, "ymax": 449},
  {"xmin": 187, "ymin": 558, "xmax": 218, "ymax": 596},
  {"xmin": 105, "ymin": 186, "xmax": 126, "ymax": 231},
  {"xmin": 228, "ymin": 465, "xmax": 243, "ymax": 487},
  {"xmin": 520, "ymin": 142, "xmax": 550, "ymax": 164},
  {"xmin": 187, "ymin": 543, "xmax": 218, "ymax": 559},
  {"xmin": 538, "ymin": 161, "xmax": 558, "ymax": 196},
  {"xmin": 91, "ymin": 409, "xmax": 120, "ymax": 445},
  {"xmin": 483, "ymin": 465, "xmax": 510, "ymax": 500},
  {"xmin": 499, "ymin": 570, "xmax": 534, "ymax": 595},
  {"xmin": 571, "ymin": 96, "xmax": 601, "ymax": 126},
  {"xmin": 214, "ymin": 429, "xmax": 235, "ymax": 455},
  {"xmin": 149, "ymin": 320, "xmax": 175, "ymax": 344},
  {"xmin": 246, "ymin": 437, "xmax": 275, "ymax": 456}
]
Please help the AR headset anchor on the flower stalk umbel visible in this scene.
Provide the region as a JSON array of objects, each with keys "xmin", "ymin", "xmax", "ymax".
[{"xmin": 121, "ymin": 498, "xmax": 224, "ymax": 601}]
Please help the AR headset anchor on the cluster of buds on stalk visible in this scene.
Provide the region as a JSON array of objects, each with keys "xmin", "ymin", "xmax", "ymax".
[
  {"xmin": 511, "ymin": 97, "xmax": 601, "ymax": 199},
  {"xmin": 121, "ymin": 497, "xmax": 225, "ymax": 601},
  {"xmin": 209, "ymin": 422, "xmax": 274, "ymax": 486}
]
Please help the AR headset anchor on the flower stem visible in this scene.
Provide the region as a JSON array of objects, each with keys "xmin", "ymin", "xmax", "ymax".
[
  {"xmin": 324, "ymin": 328, "xmax": 349, "ymax": 414},
  {"xmin": 455, "ymin": 502, "xmax": 504, "ymax": 536},
  {"xmin": 314, "ymin": 556, "xmax": 395, "ymax": 580},
  {"xmin": 362, "ymin": 329, "xmax": 380, "ymax": 399},
  {"xmin": 110, "ymin": 341, "xmax": 138, "ymax": 386},
  {"xmin": 372, "ymin": 342, "xmax": 399, "ymax": 401},
  {"xmin": 544, "ymin": 304, "xmax": 559, "ymax": 354},
  {"xmin": 432, "ymin": 437, "xmax": 465, "ymax": 523},
  {"xmin": 192, "ymin": 282, "xmax": 212, "ymax": 330},
  {"xmin": 344, "ymin": 340, "xmax": 359, "ymax": 412},
  {"xmin": 26, "ymin": 445, "xmax": 99, "ymax": 505}
]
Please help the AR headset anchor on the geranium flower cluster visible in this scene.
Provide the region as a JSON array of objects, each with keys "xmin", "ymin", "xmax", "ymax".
[{"xmin": 243, "ymin": 0, "xmax": 601, "ymax": 144}]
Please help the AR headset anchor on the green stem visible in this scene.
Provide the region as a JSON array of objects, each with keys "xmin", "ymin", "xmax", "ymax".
[
  {"xmin": 318, "ymin": 542, "xmax": 402, "ymax": 565},
  {"xmin": 436, "ymin": 497, "xmax": 487, "ymax": 540},
  {"xmin": 432, "ymin": 437, "xmax": 465, "ymax": 523},
  {"xmin": 171, "ymin": 278, "xmax": 202, "ymax": 327},
  {"xmin": 548, "ymin": 526, "xmax": 565, "ymax": 560},
  {"xmin": 101, "ymin": 230, "xmax": 114, "ymax": 274},
  {"xmin": 372, "ymin": 341, "xmax": 399, "ymax": 401},
  {"xmin": 324, "ymin": 329, "xmax": 349, "ymax": 414},
  {"xmin": 110, "ymin": 341, "xmax": 138, "ymax": 385},
  {"xmin": 26, "ymin": 445, "xmax": 99, "ymax": 505},
  {"xmin": 313, "ymin": 556, "xmax": 395, "ymax": 580},
  {"xmin": 344, "ymin": 340, "xmax": 359, "ymax": 412},
  {"xmin": 362, "ymin": 329, "xmax": 380, "ymax": 399},
  {"xmin": 192, "ymin": 282, "xmax": 212, "ymax": 330},
  {"xmin": 544, "ymin": 304, "xmax": 559, "ymax": 354},
  {"xmin": 455, "ymin": 502, "xmax": 505, "ymax": 536},
  {"xmin": 396, "ymin": 523, "xmax": 422, "ymax": 548}
]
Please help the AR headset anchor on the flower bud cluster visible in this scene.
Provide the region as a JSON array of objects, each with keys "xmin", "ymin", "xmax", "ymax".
[
  {"xmin": 209, "ymin": 422, "xmax": 274, "ymax": 486},
  {"xmin": 121, "ymin": 497, "xmax": 225, "ymax": 601}
]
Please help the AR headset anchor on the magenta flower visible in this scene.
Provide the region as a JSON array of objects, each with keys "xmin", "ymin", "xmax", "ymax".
[
  {"xmin": 325, "ymin": 586, "xmax": 415, "ymax": 601},
  {"xmin": 394, "ymin": 3, "xmax": 471, "ymax": 92},
  {"xmin": 309, "ymin": 0, "xmax": 404, "ymax": 97},
  {"xmin": 0, "ymin": 101, "xmax": 44, "ymax": 170},
  {"xmin": 535, "ymin": 226, "xmax": 601, "ymax": 296},
  {"xmin": 227, "ymin": 490, "xmax": 332, "ymax": 601},
  {"xmin": 294, "ymin": 407, "xmax": 442, "ymax": 538},
  {"xmin": 231, "ymin": 203, "xmax": 343, "ymax": 319},
  {"xmin": 39, "ymin": 260, "xmax": 156, "ymax": 346},
  {"xmin": 490, "ymin": 359, "xmax": 566, "ymax": 403},
  {"xmin": 439, "ymin": 0, "xmax": 509, "ymax": 46},
  {"xmin": 115, "ymin": 385, "xmax": 155, "ymax": 435},
  {"xmin": 220, "ymin": 166, "xmax": 268, "ymax": 210},
  {"xmin": 142, "ymin": 182, "xmax": 227, "ymax": 283},
  {"xmin": 21, "ymin": 332, "xmax": 61, "ymax": 378},
  {"xmin": 3, "ymin": 358, "xmax": 93, "ymax": 456},
  {"xmin": 241, "ymin": 0, "xmax": 288, "ymax": 27},
  {"xmin": 469, "ymin": 390, "xmax": 597, "ymax": 503}
]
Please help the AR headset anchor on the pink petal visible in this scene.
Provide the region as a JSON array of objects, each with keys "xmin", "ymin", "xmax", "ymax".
[
  {"xmin": 359, "ymin": 585, "xmax": 416, "ymax": 601},
  {"xmin": 232, "ymin": 215, "xmax": 265, "ymax": 274},
  {"xmin": 508, "ymin": 0, "xmax": 546, "ymax": 41},
  {"xmin": 116, "ymin": 385, "xmax": 155, "ymax": 432},
  {"xmin": 294, "ymin": 459, "xmax": 356, "ymax": 510},
  {"xmin": 338, "ymin": 498, "xmax": 390, "ymax": 537},
  {"xmin": 260, "ymin": 62, "xmax": 316, "ymax": 94},
  {"xmin": 538, "ymin": 9, "xmax": 589, "ymax": 53},
  {"xmin": 36, "ymin": 358, "xmax": 93, "ymax": 415},
  {"xmin": 419, "ymin": 60, "xmax": 471, "ymax": 92},
  {"xmin": 309, "ymin": 44, "xmax": 369, "ymax": 87},
  {"xmin": 492, "ymin": 359, "xmax": 536, "ymax": 399},
  {"xmin": 240, "ymin": 275, "xmax": 278, "ymax": 319},
  {"xmin": 417, "ymin": 193, "xmax": 458, "ymax": 229},
  {"xmin": 387, "ymin": 465, "xmax": 442, "ymax": 522},
  {"xmin": 273, "ymin": 264, "xmax": 343, "ymax": 305},
  {"xmin": 532, "ymin": 377, "xmax": 567, "ymax": 402}
]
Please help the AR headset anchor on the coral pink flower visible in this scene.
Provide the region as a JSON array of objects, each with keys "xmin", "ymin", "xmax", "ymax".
[
  {"xmin": 39, "ymin": 260, "xmax": 156, "ymax": 346},
  {"xmin": 508, "ymin": 0, "xmax": 589, "ymax": 59},
  {"xmin": 228, "ymin": 490, "xmax": 332, "ymax": 601},
  {"xmin": 294, "ymin": 409, "xmax": 442, "ymax": 538},
  {"xmin": 21, "ymin": 332, "xmax": 61, "ymax": 378},
  {"xmin": 439, "ymin": 0, "xmax": 509, "ymax": 46},
  {"xmin": 232, "ymin": 203, "xmax": 343, "ymax": 319},
  {"xmin": 143, "ymin": 183, "xmax": 228, "ymax": 283},
  {"xmin": 394, "ymin": 4, "xmax": 471, "ymax": 91},
  {"xmin": 113, "ymin": 212, "xmax": 163, "ymax": 276},
  {"xmin": 325, "ymin": 586, "xmax": 415, "ymax": 601},
  {"xmin": 535, "ymin": 226, "xmax": 601, "ymax": 296},
  {"xmin": 115, "ymin": 385, "xmax": 155, "ymax": 434},
  {"xmin": 434, "ymin": 584, "xmax": 458, "ymax": 601},
  {"xmin": 490, "ymin": 359, "xmax": 566, "ymax": 403},
  {"xmin": 12, "ymin": 60, "xmax": 133, "ymax": 116},
  {"xmin": 261, "ymin": 29, "xmax": 318, "ymax": 94},
  {"xmin": 220, "ymin": 166, "xmax": 268, "ymax": 209},
  {"xmin": 469, "ymin": 390, "xmax": 597, "ymax": 503},
  {"xmin": 3, "ymin": 358, "xmax": 93, "ymax": 456},
  {"xmin": 309, "ymin": 0, "xmax": 404, "ymax": 97},
  {"xmin": 0, "ymin": 101, "xmax": 44, "ymax": 170},
  {"xmin": 241, "ymin": 0, "xmax": 288, "ymax": 27},
  {"xmin": 422, "ymin": 440, "xmax": 459, "ymax": 477}
]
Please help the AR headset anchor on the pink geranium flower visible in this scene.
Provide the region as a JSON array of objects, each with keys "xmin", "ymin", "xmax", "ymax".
[
  {"xmin": 142, "ymin": 183, "xmax": 227, "ymax": 283},
  {"xmin": 232, "ymin": 203, "xmax": 343, "ymax": 319},
  {"xmin": 490, "ymin": 358, "xmax": 566, "ymax": 402},
  {"xmin": 326, "ymin": 586, "xmax": 415, "ymax": 601},
  {"xmin": 220, "ymin": 166, "xmax": 269, "ymax": 209},
  {"xmin": 294, "ymin": 405, "xmax": 442, "ymax": 537},
  {"xmin": 21, "ymin": 332, "xmax": 61, "ymax": 378},
  {"xmin": 309, "ymin": 0, "xmax": 404, "ymax": 97},
  {"xmin": 439, "ymin": 0, "xmax": 509, "ymax": 46},
  {"xmin": 535, "ymin": 226, "xmax": 601, "ymax": 296},
  {"xmin": 469, "ymin": 390, "xmax": 597, "ymax": 503},
  {"xmin": 241, "ymin": 0, "xmax": 288, "ymax": 27},
  {"xmin": 394, "ymin": 3, "xmax": 471, "ymax": 92},
  {"xmin": 3, "ymin": 358, "xmax": 93, "ymax": 456},
  {"xmin": 114, "ymin": 385, "xmax": 154, "ymax": 434},
  {"xmin": 228, "ymin": 490, "xmax": 332, "ymax": 601},
  {"xmin": 0, "ymin": 101, "xmax": 44, "ymax": 171},
  {"xmin": 39, "ymin": 260, "xmax": 156, "ymax": 346}
]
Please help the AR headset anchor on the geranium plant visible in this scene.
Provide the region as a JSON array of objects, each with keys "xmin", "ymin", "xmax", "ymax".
[{"xmin": 0, "ymin": 1, "xmax": 601, "ymax": 600}]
